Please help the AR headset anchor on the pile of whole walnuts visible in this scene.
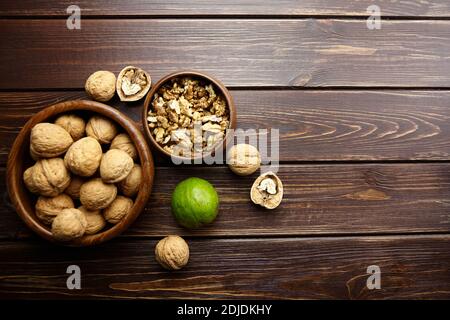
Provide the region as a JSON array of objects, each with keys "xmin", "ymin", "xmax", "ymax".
[{"xmin": 23, "ymin": 113, "xmax": 142, "ymax": 242}]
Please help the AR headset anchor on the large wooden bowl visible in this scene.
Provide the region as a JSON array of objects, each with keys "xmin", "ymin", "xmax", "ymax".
[
  {"xmin": 142, "ymin": 70, "xmax": 237, "ymax": 162},
  {"xmin": 6, "ymin": 100, "xmax": 154, "ymax": 246}
]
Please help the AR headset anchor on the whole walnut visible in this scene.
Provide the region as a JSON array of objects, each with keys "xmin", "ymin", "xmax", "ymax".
[
  {"xmin": 103, "ymin": 196, "xmax": 133, "ymax": 224},
  {"xmin": 250, "ymin": 171, "xmax": 284, "ymax": 209},
  {"xmin": 155, "ymin": 235, "xmax": 189, "ymax": 270},
  {"xmin": 23, "ymin": 158, "xmax": 71, "ymax": 197},
  {"xmin": 85, "ymin": 71, "xmax": 116, "ymax": 102},
  {"xmin": 30, "ymin": 123, "xmax": 73, "ymax": 158},
  {"xmin": 110, "ymin": 133, "xmax": 138, "ymax": 161},
  {"xmin": 80, "ymin": 178, "xmax": 117, "ymax": 210},
  {"xmin": 100, "ymin": 149, "xmax": 133, "ymax": 183},
  {"xmin": 64, "ymin": 137, "xmax": 102, "ymax": 177},
  {"xmin": 78, "ymin": 206, "xmax": 106, "ymax": 235},
  {"xmin": 51, "ymin": 208, "xmax": 87, "ymax": 241},
  {"xmin": 227, "ymin": 144, "xmax": 261, "ymax": 176},
  {"xmin": 55, "ymin": 114, "xmax": 86, "ymax": 141},
  {"xmin": 118, "ymin": 164, "xmax": 142, "ymax": 197},
  {"xmin": 65, "ymin": 176, "xmax": 85, "ymax": 199},
  {"xmin": 86, "ymin": 116, "xmax": 118, "ymax": 144},
  {"xmin": 35, "ymin": 194, "xmax": 74, "ymax": 225}
]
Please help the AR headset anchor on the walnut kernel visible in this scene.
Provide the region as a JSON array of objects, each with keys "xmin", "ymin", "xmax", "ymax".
[{"xmin": 250, "ymin": 171, "xmax": 284, "ymax": 209}]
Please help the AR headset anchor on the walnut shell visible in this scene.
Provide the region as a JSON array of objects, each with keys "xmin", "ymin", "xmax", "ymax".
[
  {"xmin": 103, "ymin": 196, "xmax": 133, "ymax": 224},
  {"xmin": 85, "ymin": 71, "xmax": 116, "ymax": 102},
  {"xmin": 116, "ymin": 66, "xmax": 151, "ymax": 102},
  {"xmin": 30, "ymin": 123, "xmax": 73, "ymax": 158},
  {"xmin": 23, "ymin": 158, "xmax": 71, "ymax": 197},
  {"xmin": 100, "ymin": 149, "xmax": 134, "ymax": 183},
  {"xmin": 118, "ymin": 164, "xmax": 142, "ymax": 197},
  {"xmin": 80, "ymin": 178, "xmax": 117, "ymax": 210},
  {"xmin": 51, "ymin": 208, "xmax": 87, "ymax": 241},
  {"xmin": 155, "ymin": 235, "xmax": 189, "ymax": 270},
  {"xmin": 78, "ymin": 206, "xmax": 106, "ymax": 235},
  {"xmin": 250, "ymin": 171, "xmax": 283, "ymax": 209},
  {"xmin": 227, "ymin": 144, "xmax": 261, "ymax": 176},
  {"xmin": 86, "ymin": 116, "xmax": 118, "ymax": 144},
  {"xmin": 64, "ymin": 137, "xmax": 103, "ymax": 177},
  {"xmin": 110, "ymin": 133, "xmax": 138, "ymax": 161},
  {"xmin": 65, "ymin": 176, "xmax": 85, "ymax": 199},
  {"xmin": 35, "ymin": 194, "xmax": 74, "ymax": 225},
  {"xmin": 54, "ymin": 114, "xmax": 86, "ymax": 141}
]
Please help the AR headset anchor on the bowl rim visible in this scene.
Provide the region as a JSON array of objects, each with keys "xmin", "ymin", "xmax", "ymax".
[
  {"xmin": 141, "ymin": 70, "xmax": 237, "ymax": 162},
  {"xmin": 6, "ymin": 100, "xmax": 154, "ymax": 247}
]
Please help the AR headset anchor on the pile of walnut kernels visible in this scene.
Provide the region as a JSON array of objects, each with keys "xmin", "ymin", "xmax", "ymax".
[
  {"xmin": 23, "ymin": 114, "xmax": 142, "ymax": 242},
  {"xmin": 147, "ymin": 77, "xmax": 230, "ymax": 157}
]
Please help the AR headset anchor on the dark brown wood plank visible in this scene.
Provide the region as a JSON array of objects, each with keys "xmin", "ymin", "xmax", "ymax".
[
  {"xmin": 2, "ymin": 19, "xmax": 450, "ymax": 89},
  {"xmin": 1, "ymin": 0, "xmax": 449, "ymax": 17},
  {"xmin": 0, "ymin": 235, "xmax": 449, "ymax": 299},
  {"xmin": 2, "ymin": 90, "xmax": 450, "ymax": 165},
  {"xmin": 2, "ymin": 163, "xmax": 450, "ymax": 240}
]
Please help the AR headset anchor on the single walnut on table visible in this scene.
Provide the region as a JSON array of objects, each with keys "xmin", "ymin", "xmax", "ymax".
[
  {"xmin": 155, "ymin": 235, "xmax": 190, "ymax": 271},
  {"xmin": 85, "ymin": 71, "xmax": 116, "ymax": 102},
  {"xmin": 147, "ymin": 77, "xmax": 230, "ymax": 157}
]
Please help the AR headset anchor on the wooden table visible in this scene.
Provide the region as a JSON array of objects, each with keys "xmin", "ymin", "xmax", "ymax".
[{"xmin": 1, "ymin": 1, "xmax": 450, "ymax": 300}]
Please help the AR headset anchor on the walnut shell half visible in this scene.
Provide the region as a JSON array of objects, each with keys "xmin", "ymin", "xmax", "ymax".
[
  {"xmin": 116, "ymin": 66, "xmax": 151, "ymax": 102},
  {"xmin": 250, "ymin": 171, "xmax": 283, "ymax": 209}
]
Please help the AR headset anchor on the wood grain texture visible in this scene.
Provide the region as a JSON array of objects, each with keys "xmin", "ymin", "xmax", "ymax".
[
  {"xmin": 2, "ymin": 163, "xmax": 450, "ymax": 240},
  {"xmin": 1, "ymin": 0, "xmax": 449, "ymax": 17},
  {"xmin": 2, "ymin": 19, "xmax": 450, "ymax": 89},
  {"xmin": 2, "ymin": 90, "xmax": 450, "ymax": 165},
  {"xmin": 0, "ymin": 235, "xmax": 449, "ymax": 299}
]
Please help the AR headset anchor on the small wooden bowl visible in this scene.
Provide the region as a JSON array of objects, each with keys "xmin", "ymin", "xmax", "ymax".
[
  {"xmin": 6, "ymin": 100, "xmax": 154, "ymax": 246},
  {"xmin": 142, "ymin": 70, "xmax": 237, "ymax": 161}
]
